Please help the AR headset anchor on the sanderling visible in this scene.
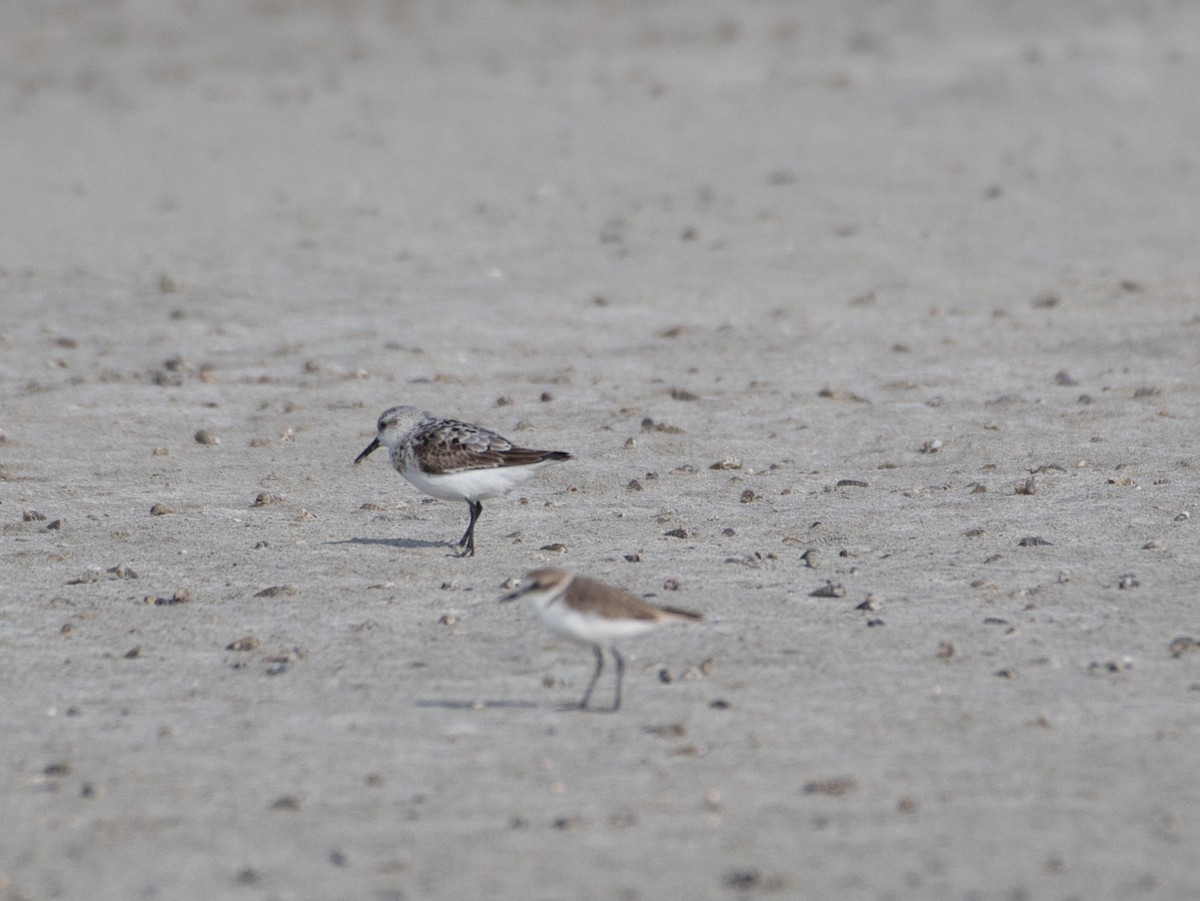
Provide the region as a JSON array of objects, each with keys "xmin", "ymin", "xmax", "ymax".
[
  {"xmin": 501, "ymin": 568, "xmax": 702, "ymax": 711},
  {"xmin": 354, "ymin": 405, "xmax": 572, "ymax": 557}
]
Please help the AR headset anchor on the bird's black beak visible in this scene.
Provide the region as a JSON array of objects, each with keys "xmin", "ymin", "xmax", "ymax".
[
  {"xmin": 354, "ymin": 437, "xmax": 381, "ymax": 464},
  {"xmin": 499, "ymin": 583, "xmax": 528, "ymax": 603}
]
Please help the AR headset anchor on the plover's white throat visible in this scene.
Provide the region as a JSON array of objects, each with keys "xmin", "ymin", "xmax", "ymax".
[
  {"xmin": 501, "ymin": 568, "xmax": 702, "ymax": 711},
  {"xmin": 354, "ymin": 405, "xmax": 572, "ymax": 557}
]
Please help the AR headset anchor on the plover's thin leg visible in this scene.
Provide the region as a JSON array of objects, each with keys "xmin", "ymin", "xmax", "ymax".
[
  {"xmin": 578, "ymin": 645, "xmax": 605, "ymax": 709},
  {"xmin": 610, "ymin": 646, "xmax": 625, "ymax": 712},
  {"xmin": 456, "ymin": 500, "xmax": 483, "ymax": 557}
]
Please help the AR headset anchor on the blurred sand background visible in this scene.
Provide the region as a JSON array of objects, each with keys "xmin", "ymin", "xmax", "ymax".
[{"xmin": 2, "ymin": 1, "xmax": 1199, "ymax": 898}]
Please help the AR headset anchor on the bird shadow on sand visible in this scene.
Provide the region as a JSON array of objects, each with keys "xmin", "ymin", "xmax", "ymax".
[
  {"xmin": 415, "ymin": 699, "xmax": 539, "ymax": 710},
  {"xmin": 327, "ymin": 536, "xmax": 450, "ymax": 551},
  {"xmin": 414, "ymin": 699, "xmax": 616, "ymax": 713}
]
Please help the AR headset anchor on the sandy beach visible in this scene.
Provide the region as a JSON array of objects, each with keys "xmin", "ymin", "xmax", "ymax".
[{"xmin": 3, "ymin": 1, "xmax": 1199, "ymax": 898}]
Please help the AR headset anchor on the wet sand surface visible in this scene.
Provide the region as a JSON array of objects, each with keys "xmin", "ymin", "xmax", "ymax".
[{"xmin": 2, "ymin": 2, "xmax": 1199, "ymax": 898}]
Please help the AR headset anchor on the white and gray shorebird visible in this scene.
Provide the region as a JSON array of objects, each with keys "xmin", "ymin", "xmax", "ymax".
[
  {"xmin": 354, "ymin": 405, "xmax": 572, "ymax": 557},
  {"xmin": 501, "ymin": 568, "xmax": 703, "ymax": 711}
]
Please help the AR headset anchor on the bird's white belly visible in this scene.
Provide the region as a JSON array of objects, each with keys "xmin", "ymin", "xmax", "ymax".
[
  {"xmin": 402, "ymin": 462, "xmax": 544, "ymax": 502},
  {"xmin": 537, "ymin": 604, "xmax": 661, "ymax": 646}
]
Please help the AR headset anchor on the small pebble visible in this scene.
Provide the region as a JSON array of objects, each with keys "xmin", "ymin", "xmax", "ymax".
[
  {"xmin": 226, "ymin": 637, "xmax": 261, "ymax": 651},
  {"xmin": 1169, "ymin": 637, "xmax": 1197, "ymax": 658},
  {"xmin": 724, "ymin": 870, "xmax": 761, "ymax": 890},
  {"xmin": 254, "ymin": 585, "xmax": 296, "ymax": 598},
  {"xmin": 194, "ymin": 429, "xmax": 220, "ymax": 446},
  {"xmin": 810, "ymin": 581, "xmax": 846, "ymax": 598},
  {"xmin": 802, "ymin": 777, "xmax": 857, "ymax": 796},
  {"xmin": 145, "ymin": 589, "xmax": 191, "ymax": 606},
  {"xmin": 817, "ymin": 386, "xmax": 870, "ymax": 402},
  {"xmin": 1089, "ymin": 656, "xmax": 1133, "ymax": 673},
  {"xmin": 149, "ymin": 503, "xmax": 173, "ymax": 516}
]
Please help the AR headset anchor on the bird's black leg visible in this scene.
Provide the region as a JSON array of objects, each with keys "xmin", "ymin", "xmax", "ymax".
[
  {"xmin": 578, "ymin": 645, "xmax": 604, "ymax": 710},
  {"xmin": 456, "ymin": 500, "xmax": 482, "ymax": 557},
  {"xmin": 610, "ymin": 646, "xmax": 625, "ymax": 712}
]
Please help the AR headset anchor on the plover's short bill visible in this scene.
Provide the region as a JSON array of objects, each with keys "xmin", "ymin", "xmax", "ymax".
[
  {"xmin": 354, "ymin": 405, "xmax": 572, "ymax": 557},
  {"xmin": 501, "ymin": 568, "xmax": 702, "ymax": 711}
]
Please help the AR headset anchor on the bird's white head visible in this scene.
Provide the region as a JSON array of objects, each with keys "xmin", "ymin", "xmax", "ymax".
[
  {"xmin": 374, "ymin": 405, "xmax": 428, "ymax": 447},
  {"xmin": 500, "ymin": 568, "xmax": 572, "ymax": 611},
  {"xmin": 354, "ymin": 405, "xmax": 429, "ymax": 464}
]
